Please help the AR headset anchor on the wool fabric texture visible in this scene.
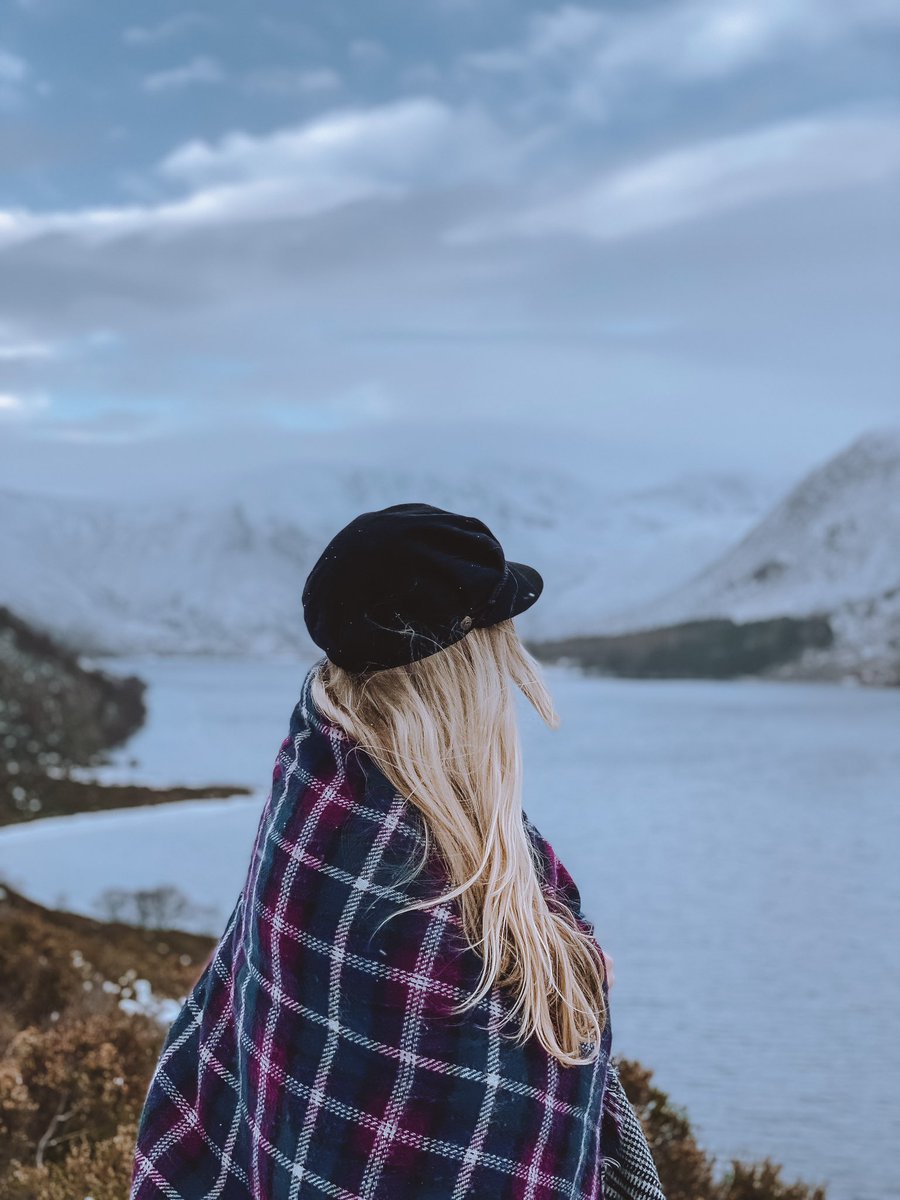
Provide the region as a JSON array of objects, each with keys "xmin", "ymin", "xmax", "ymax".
[
  {"xmin": 131, "ymin": 663, "xmax": 667, "ymax": 1199},
  {"xmin": 301, "ymin": 502, "xmax": 544, "ymax": 675}
]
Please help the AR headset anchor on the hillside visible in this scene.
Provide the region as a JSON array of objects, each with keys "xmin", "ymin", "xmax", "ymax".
[
  {"xmin": 0, "ymin": 605, "xmax": 249, "ymax": 827},
  {"xmin": 0, "ymin": 458, "xmax": 767, "ymax": 656},
  {"xmin": 529, "ymin": 615, "xmax": 835, "ymax": 681},
  {"xmin": 5, "ymin": 429, "xmax": 896, "ymax": 683},
  {"xmin": 0, "ymin": 605, "xmax": 145, "ymax": 823},
  {"xmin": 0, "ymin": 884, "xmax": 826, "ymax": 1200},
  {"xmin": 599, "ymin": 430, "xmax": 900, "ymax": 684},
  {"xmin": 0, "ymin": 883, "xmax": 213, "ymax": 1199}
]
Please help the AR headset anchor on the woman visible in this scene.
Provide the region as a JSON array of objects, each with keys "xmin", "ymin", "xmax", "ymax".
[{"xmin": 131, "ymin": 502, "xmax": 666, "ymax": 1199}]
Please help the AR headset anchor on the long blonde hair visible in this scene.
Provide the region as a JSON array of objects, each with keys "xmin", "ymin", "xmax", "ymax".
[{"xmin": 309, "ymin": 618, "xmax": 608, "ymax": 1067}]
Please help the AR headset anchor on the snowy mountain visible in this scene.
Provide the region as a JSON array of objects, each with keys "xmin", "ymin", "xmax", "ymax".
[
  {"xmin": 603, "ymin": 429, "xmax": 900, "ymax": 683},
  {"xmin": 0, "ymin": 455, "xmax": 767, "ymax": 657}
]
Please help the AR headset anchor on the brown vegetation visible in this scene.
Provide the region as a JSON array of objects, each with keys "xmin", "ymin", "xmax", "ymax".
[
  {"xmin": 0, "ymin": 885, "xmax": 211, "ymax": 1199},
  {"xmin": 0, "ymin": 886, "xmax": 828, "ymax": 1200},
  {"xmin": 618, "ymin": 1058, "xmax": 827, "ymax": 1200}
]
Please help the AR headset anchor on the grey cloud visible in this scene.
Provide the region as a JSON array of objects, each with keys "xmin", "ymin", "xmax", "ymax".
[
  {"xmin": 142, "ymin": 56, "xmax": 225, "ymax": 94},
  {"xmin": 449, "ymin": 105, "xmax": 900, "ymax": 243},
  {"xmin": 0, "ymin": 46, "xmax": 30, "ymax": 108},
  {"xmin": 463, "ymin": 0, "xmax": 900, "ymax": 97},
  {"xmin": 243, "ymin": 67, "xmax": 342, "ymax": 96},
  {"xmin": 123, "ymin": 13, "xmax": 215, "ymax": 47},
  {"xmin": 0, "ymin": 339, "xmax": 55, "ymax": 361},
  {"xmin": 0, "ymin": 98, "xmax": 516, "ymax": 249},
  {"xmin": 592, "ymin": 0, "xmax": 900, "ymax": 81},
  {"xmin": 459, "ymin": 1, "xmax": 900, "ymax": 127},
  {"xmin": 0, "ymin": 49, "xmax": 28, "ymax": 82},
  {"xmin": 0, "ymin": 388, "xmax": 48, "ymax": 417},
  {"xmin": 349, "ymin": 40, "xmax": 387, "ymax": 63},
  {"xmin": 0, "ymin": 11, "xmax": 896, "ymax": 494}
]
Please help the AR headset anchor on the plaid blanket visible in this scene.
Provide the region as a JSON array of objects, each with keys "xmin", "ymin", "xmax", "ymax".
[{"xmin": 131, "ymin": 661, "xmax": 666, "ymax": 1199}]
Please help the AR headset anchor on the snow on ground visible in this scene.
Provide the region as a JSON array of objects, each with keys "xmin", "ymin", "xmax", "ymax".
[
  {"xmin": 597, "ymin": 428, "xmax": 900, "ymax": 678},
  {"xmin": 0, "ymin": 447, "xmax": 769, "ymax": 656},
  {"xmin": 118, "ymin": 978, "xmax": 187, "ymax": 1025},
  {"xmin": 604, "ymin": 428, "xmax": 900, "ymax": 628}
]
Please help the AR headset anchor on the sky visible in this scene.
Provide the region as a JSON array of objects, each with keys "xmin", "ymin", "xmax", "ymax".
[{"xmin": 0, "ymin": 0, "xmax": 898, "ymax": 497}]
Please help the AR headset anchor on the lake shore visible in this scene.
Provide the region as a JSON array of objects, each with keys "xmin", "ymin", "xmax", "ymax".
[
  {"xmin": 3, "ymin": 642, "xmax": 898, "ymax": 1198},
  {"xmin": 0, "ymin": 885, "xmax": 827, "ymax": 1200},
  {"xmin": 527, "ymin": 612, "xmax": 900, "ymax": 687},
  {"xmin": 0, "ymin": 605, "xmax": 251, "ymax": 829}
]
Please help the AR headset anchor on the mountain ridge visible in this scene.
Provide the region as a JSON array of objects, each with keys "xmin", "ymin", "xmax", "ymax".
[
  {"xmin": 0, "ymin": 459, "xmax": 767, "ymax": 657},
  {"xmin": 599, "ymin": 428, "xmax": 900, "ymax": 683}
]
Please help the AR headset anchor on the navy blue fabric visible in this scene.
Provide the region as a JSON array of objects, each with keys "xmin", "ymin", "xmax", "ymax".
[
  {"xmin": 130, "ymin": 662, "xmax": 642, "ymax": 1199},
  {"xmin": 301, "ymin": 503, "xmax": 543, "ymax": 673}
]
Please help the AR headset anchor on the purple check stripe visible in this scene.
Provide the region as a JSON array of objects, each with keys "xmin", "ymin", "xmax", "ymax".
[{"xmin": 129, "ymin": 660, "xmax": 665, "ymax": 1200}]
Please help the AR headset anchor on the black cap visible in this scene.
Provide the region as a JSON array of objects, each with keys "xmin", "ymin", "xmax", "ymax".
[{"xmin": 302, "ymin": 502, "xmax": 543, "ymax": 675}]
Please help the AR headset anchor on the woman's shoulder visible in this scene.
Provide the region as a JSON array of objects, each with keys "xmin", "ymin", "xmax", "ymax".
[{"xmin": 253, "ymin": 678, "xmax": 430, "ymax": 928}]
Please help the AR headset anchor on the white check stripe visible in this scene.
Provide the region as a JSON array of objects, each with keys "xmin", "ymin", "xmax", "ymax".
[
  {"xmin": 132, "ymin": 898, "xmax": 245, "ymax": 1192},
  {"xmin": 253, "ymin": 897, "xmax": 477, "ymax": 1007},
  {"xmin": 251, "ymin": 726, "xmax": 343, "ymax": 1199},
  {"xmin": 568, "ymin": 1037, "xmax": 604, "ymax": 1197},
  {"xmin": 287, "ymin": 789, "xmax": 409, "ymax": 1199},
  {"xmin": 277, "ymin": 757, "xmax": 426, "ymax": 849},
  {"xmin": 450, "ymin": 994, "xmax": 503, "ymax": 1199},
  {"xmin": 358, "ymin": 901, "xmax": 451, "ymax": 1197},
  {"xmin": 239, "ymin": 954, "xmax": 590, "ymax": 1119},
  {"xmin": 130, "ymin": 666, "xmax": 627, "ymax": 1200},
  {"xmin": 267, "ymin": 829, "xmax": 460, "ymax": 925},
  {"xmin": 133, "ymin": 1151, "xmax": 187, "ymax": 1199},
  {"xmin": 224, "ymin": 1037, "xmax": 594, "ymax": 1197},
  {"xmin": 199, "ymin": 910, "xmax": 249, "ymax": 1199},
  {"xmin": 235, "ymin": 747, "xmax": 305, "ymax": 1198},
  {"xmin": 600, "ymin": 1063, "xmax": 668, "ymax": 1200},
  {"xmin": 525, "ymin": 1054, "xmax": 561, "ymax": 1200}
]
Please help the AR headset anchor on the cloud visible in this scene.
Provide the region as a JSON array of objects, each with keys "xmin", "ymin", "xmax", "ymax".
[
  {"xmin": 0, "ymin": 391, "xmax": 49, "ymax": 417},
  {"xmin": 449, "ymin": 106, "xmax": 900, "ymax": 244},
  {"xmin": 0, "ymin": 2, "xmax": 897, "ymax": 491},
  {"xmin": 349, "ymin": 39, "xmax": 386, "ymax": 64},
  {"xmin": 464, "ymin": 0, "xmax": 900, "ymax": 92},
  {"xmin": 142, "ymin": 56, "xmax": 224, "ymax": 94},
  {"xmin": 123, "ymin": 14, "xmax": 213, "ymax": 47},
  {"xmin": 0, "ymin": 324, "xmax": 114, "ymax": 362},
  {"xmin": 0, "ymin": 339, "xmax": 55, "ymax": 361},
  {"xmin": 0, "ymin": 47, "xmax": 29, "ymax": 107},
  {"xmin": 28, "ymin": 407, "xmax": 163, "ymax": 443},
  {"xmin": 464, "ymin": 5, "xmax": 605, "ymax": 71},
  {"xmin": 0, "ymin": 49, "xmax": 27, "ymax": 83},
  {"xmin": 158, "ymin": 98, "xmax": 468, "ymax": 186},
  {"xmin": 244, "ymin": 66, "xmax": 341, "ymax": 96},
  {"xmin": 0, "ymin": 98, "xmax": 512, "ymax": 248},
  {"xmin": 596, "ymin": 0, "xmax": 900, "ymax": 82}
]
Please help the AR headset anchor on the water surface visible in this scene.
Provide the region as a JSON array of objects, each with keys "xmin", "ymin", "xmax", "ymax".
[{"xmin": 2, "ymin": 656, "xmax": 897, "ymax": 1200}]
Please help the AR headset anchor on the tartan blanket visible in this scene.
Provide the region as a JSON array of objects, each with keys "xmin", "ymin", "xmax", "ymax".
[{"xmin": 131, "ymin": 661, "xmax": 666, "ymax": 1199}]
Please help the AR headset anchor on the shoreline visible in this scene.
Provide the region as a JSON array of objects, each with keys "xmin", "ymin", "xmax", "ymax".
[{"xmin": 1, "ymin": 608, "xmax": 254, "ymax": 830}]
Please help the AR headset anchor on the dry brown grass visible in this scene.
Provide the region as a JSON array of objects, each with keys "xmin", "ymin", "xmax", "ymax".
[{"xmin": 0, "ymin": 886, "xmax": 828, "ymax": 1199}]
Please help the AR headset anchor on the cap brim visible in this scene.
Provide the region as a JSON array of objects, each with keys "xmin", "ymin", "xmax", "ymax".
[{"xmin": 485, "ymin": 559, "xmax": 543, "ymax": 623}]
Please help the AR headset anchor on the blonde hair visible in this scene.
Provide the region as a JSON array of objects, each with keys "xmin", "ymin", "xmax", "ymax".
[{"xmin": 309, "ymin": 618, "xmax": 608, "ymax": 1067}]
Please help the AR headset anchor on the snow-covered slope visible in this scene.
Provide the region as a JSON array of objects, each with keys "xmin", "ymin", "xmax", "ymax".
[
  {"xmin": 0, "ymin": 455, "xmax": 767, "ymax": 657},
  {"xmin": 605, "ymin": 429, "xmax": 900, "ymax": 682}
]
